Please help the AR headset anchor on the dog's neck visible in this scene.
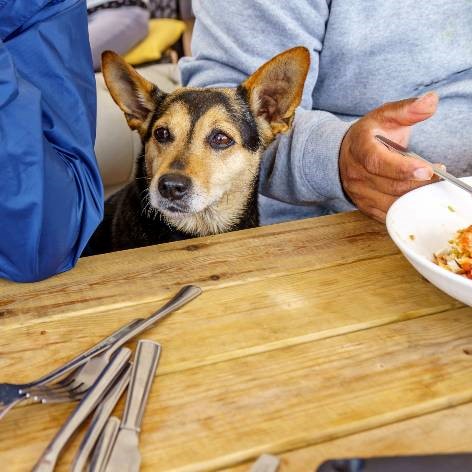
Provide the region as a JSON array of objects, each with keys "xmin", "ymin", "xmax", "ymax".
[{"xmin": 135, "ymin": 152, "xmax": 259, "ymax": 237}]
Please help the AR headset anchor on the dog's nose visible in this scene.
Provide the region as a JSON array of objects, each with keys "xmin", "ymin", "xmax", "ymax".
[{"xmin": 158, "ymin": 173, "xmax": 191, "ymax": 201}]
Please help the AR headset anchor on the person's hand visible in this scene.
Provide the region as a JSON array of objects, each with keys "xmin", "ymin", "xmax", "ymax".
[{"xmin": 339, "ymin": 92, "xmax": 442, "ymax": 222}]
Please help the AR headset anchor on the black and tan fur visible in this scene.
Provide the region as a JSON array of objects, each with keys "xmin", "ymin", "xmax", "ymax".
[{"xmin": 85, "ymin": 47, "xmax": 310, "ymax": 254}]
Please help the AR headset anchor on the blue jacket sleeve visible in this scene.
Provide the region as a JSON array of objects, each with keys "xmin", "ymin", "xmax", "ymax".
[{"xmin": 0, "ymin": 0, "xmax": 103, "ymax": 283}]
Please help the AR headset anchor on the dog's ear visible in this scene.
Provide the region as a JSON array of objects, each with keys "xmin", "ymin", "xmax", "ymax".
[
  {"xmin": 241, "ymin": 47, "xmax": 310, "ymax": 136},
  {"xmin": 101, "ymin": 51, "xmax": 164, "ymax": 132}
]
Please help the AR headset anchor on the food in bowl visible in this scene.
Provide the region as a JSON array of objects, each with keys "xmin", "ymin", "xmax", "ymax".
[{"xmin": 434, "ymin": 225, "xmax": 472, "ymax": 279}]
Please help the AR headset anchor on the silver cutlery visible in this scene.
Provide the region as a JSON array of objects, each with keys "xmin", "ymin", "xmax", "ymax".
[
  {"xmin": 375, "ymin": 134, "xmax": 472, "ymax": 195},
  {"xmin": 105, "ymin": 340, "xmax": 161, "ymax": 472},
  {"xmin": 0, "ymin": 319, "xmax": 139, "ymax": 419},
  {"xmin": 71, "ymin": 364, "xmax": 132, "ymax": 472},
  {"xmin": 0, "ymin": 285, "xmax": 201, "ymax": 418},
  {"xmin": 250, "ymin": 454, "xmax": 280, "ymax": 472},
  {"xmin": 32, "ymin": 348, "xmax": 131, "ymax": 472},
  {"xmin": 89, "ymin": 416, "xmax": 121, "ymax": 472},
  {"xmin": 27, "ymin": 285, "xmax": 199, "ymax": 400}
]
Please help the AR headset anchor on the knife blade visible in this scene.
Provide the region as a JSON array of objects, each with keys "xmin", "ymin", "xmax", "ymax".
[{"xmin": 105, "ymin": 340, "xmax": 161, "ymax": 472}]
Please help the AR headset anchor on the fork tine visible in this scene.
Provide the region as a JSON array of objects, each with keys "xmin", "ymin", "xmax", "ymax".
[
  {"xmin": 54, "ymin": 372, "xmax": 78, "ymax": 389},
  {"xmin": 38, "ymin": 390, "xmax": 87, "ymax": 404},
  {"xmin": 26, "ymin": 384, "xmax": 84, "ymax": 401},
  {"xmin": 27, "ymin": 380, "xmax": 89, "ymax": 403},
  {"xmin": 19, "ymin": 374, "xmax": 78, "ymax": 396},
  {"xmin": 26, "ymin": 381, "xmax": 82, "ymax": 396}
]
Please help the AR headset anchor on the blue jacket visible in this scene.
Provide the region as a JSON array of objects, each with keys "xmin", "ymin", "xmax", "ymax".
[{"xmin": 0, "ymin": 0, "xmax": 103, "ymax": 282}]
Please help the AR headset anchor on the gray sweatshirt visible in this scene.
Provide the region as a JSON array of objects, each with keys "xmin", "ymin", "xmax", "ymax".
[{"xmin": 180, "ymin": 0, "xmax": 472, "ymax": 224}]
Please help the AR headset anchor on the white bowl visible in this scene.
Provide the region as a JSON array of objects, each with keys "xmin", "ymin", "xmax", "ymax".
[{"xmin": 386, "ymin": 176, "xmax": 472, "ymax": 306}]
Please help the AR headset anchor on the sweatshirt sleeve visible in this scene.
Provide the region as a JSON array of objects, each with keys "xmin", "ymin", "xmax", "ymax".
[
  {"xmin": 0, "ymin": 0, "xmax": 103, "ymax": 283},
  {"xmin": 179, "ymin": 0, "xmax": 354, "ymax": 212}
]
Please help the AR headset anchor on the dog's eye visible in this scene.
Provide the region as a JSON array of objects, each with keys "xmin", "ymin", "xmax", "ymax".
[
  {"xmin": 154, "ymin": 127, "xmax": 172, "ymax": 143},
  {"xmin": 208, "ymin": 131, "xmax": 235, "ymax": 150}
]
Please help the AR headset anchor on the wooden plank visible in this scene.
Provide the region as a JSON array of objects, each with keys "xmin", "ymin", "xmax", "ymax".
[
  {"xmin": 0, "ymin": 213, "xmax": 397, "ymax": 321},
  {"xmin": 0, "ymin": 255, "xmax": 460, "ymax": 384},
  {"xmin": 2, "ymin": 308, "xmax": 472, "ymax": 471},
  {"xmin": 223, "ymin": 402, "xmax": 472, "ymax": 471}
]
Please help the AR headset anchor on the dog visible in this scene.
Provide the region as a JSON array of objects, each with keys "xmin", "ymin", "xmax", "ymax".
[{"xmin": 85, "ymin": 47, "xmax": 310, "ymax": 254}]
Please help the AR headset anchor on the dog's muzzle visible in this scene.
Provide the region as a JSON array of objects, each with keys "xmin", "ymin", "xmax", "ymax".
[{"xmin": 158, "ymin": 173, "xmax": 191, "ymax": 202}]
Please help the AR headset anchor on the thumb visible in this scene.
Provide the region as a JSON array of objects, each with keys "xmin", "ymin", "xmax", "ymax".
[{"xmin": 374, "ymin": 92, "xmax": 439, "ymax": 127}]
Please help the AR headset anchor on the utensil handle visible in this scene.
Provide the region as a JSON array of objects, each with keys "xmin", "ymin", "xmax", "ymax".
[
  {"xmin": 375, "ymin": 134, "xmax": 472, "ymax": 195},
  {"xmin": 122, "ymin": 340, "xmax": 161, "ymax": 432},
  {"xmin": 108, "ymin": 285, "xmax": 202, "ymax": 356},
  {"xmin": 29, "ymin": 319, "xmax": 143, "ymax": 388},
  {"xmin": 71, "ymin": 364, "xmax": 131, "ymax": 472},
  {"xmin": 412, "ymin": 155, "xmax": 472, "ymax": 194},
  {"xmin": 32, "ymin": 348, "xmax": 131, "ymax": 472},
  {"xmin": 89, "ymin": 416, "xmax": 121, "ymax": 472}
]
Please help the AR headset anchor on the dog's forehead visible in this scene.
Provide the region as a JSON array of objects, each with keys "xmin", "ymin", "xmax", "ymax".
[
  {"xmin": 153, "ymin": 88, "xmax": 260, "ymax": 151},
  {"xmin": 169, "ymin": 88, "xmax": 234, "ymax": 114}
]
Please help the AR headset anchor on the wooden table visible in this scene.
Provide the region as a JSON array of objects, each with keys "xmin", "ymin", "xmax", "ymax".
[{"xmin": 1, "ymin": 211, "xmax": 471, "ymax": 471}]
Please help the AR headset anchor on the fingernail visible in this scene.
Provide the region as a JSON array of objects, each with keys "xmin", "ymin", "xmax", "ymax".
[
  {"xmin": 413, "ymin": 167, "xmax": 432, "ymax": 180},
  {"xmin": 414, "ymin": 92, "xmax": 438, "ymax": 111},
  {"xmin": 433, "ymin": 163, "xmax": 447, "ymax": 172}
]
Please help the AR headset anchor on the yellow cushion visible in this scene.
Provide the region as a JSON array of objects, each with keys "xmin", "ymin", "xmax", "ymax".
[{"xmin": 124, "ymin": 19, "xmax": 186, "ymax": 65}]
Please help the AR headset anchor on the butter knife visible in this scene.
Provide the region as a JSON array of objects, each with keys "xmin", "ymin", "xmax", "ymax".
[
  {"xmin": 29, "ymin": 285, "xmax": 199, "ymax": 390},
  {"xmin": 105, "ymin": 340, "xmax": 161, "ymax": 472},
  {"xmin": 52, "ymin": 285, "xmax": 200, "ymax": 400},
  {"xmin": 375, "ymin": 134, "xmax": 472, "ymax": 195},
  {"xmin": 32, "ymin": 348, "xmax": 131, "ymax": 472},
  {"xmin": 71, "ymin": 364, "xmax": 131, "ymax": 472},
  {"xmin": 250, "ymin": 454, "xmax": 280, "ymax": 472},
  {"xmin": 89, "ymin": 416, "xmax": 121, "ymax": 472}
]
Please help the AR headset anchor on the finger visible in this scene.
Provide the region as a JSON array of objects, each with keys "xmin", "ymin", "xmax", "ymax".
[
  {"xmin": 366, "ymin": 174, "xmax": 433, "ymax": 197},
  {"xmin": 346, "ymin": 180, "xmax": 397, "ymax": 214},
  {"xmin": 432, "ymin": 163, "xmax": 447, "ymax": 175},
  {"xmin": 358, "ymin": 142, "xmax": 434, "ymax": 181},
  {"xmin": 365, "ymin": 208, "xmax": 387, "ymax": 223},
  {"xmin": 372, "ymin": 92, "xmax": 439, "ymax": 128}
]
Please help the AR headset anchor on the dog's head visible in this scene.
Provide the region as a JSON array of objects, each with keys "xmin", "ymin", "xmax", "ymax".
[{"xmin": 102, "ymin": 47, "xmax": 310, "ymax": 235}]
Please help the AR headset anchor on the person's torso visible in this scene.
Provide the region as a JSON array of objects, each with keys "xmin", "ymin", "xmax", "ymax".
[{"xmin": 314, "ymin": 0, "xmax": 472, "ymax": 175}]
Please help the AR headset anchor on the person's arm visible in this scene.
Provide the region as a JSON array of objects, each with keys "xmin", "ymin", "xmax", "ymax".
[
  {"xmin": 0, "ymin": 0, "xmax": 103, "ymax": 282},
  {"xmin": 180, "ymin": 0, "xmax": 354, "ymax": 212},
  {"xmin": 180, "ymin": 0, "xmax": 438, "ymax": 220}
]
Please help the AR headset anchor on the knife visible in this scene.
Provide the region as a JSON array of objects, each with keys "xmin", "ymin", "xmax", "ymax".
[
  {"xmin": 71, "ymin": 364, "xmax": 131, "ymax": 472},
  {"xmin": 89, "ymin": 416, "xmax": 121, "ymax": 472},
  {"xmin": 250, "ymin": 454, "xmax": 280, "ymax": 472},
  {"xmin": 32, "ymin": 348, "xmax": 131, "ymax": 472},
  {"xmin": 27, "ymin": 285, "xmax": 200, "ymax": 392},
  {"xmin": 375, "ymin": 134, "xmax": 472, "ymax": 195},
  {"xmin": 105, "ymin": 340, "xmax": 161, "ymax": 472}
]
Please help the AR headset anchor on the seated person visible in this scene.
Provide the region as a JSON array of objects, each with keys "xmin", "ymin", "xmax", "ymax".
[
  {"xmin": 180, "ymin": 0, "xmax": 472, "ymax": 225},
  {"xmin": 0, "ymin": 0, "xmax": 102, "ymax": 282},
  {"xmin": 87, "ymin": 0, "xmax": 150, "ymax": 71}
]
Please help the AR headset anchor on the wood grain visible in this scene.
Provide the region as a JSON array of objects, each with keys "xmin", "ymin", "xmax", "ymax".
[
  {"xmin": 0, "ymin": 212, "xmax": 395, "ymax": 322},
  {"xmin": 223, "ymin": 402, "xmax": 472, "ymax": 471},
  {"xmin": 0, "ymin": 211, "xmax": 470, "ymax": 472},
  {"xmin": 0, "ymin": 255, "xmax": 459, "ymax": 383},
  {"xmin": 2, "ymin": 309, "xmax": 472, "ymax": 471}
]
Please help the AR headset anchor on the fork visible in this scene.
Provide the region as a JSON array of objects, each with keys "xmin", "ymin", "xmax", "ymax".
[
  {"xmin": 32, "ymin": 348, "xmax": 132, "ymax": 472},
  {"xmin": 0, "ymin": 320, "xmax": 139, "ymax": 420},
  {"xmin": 0, "ymin": 285, "xmax": 201, "ymax": 417},
  {"xmin": 25, "ymin": 285, "xmax": 200, "ymax": 402}
]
